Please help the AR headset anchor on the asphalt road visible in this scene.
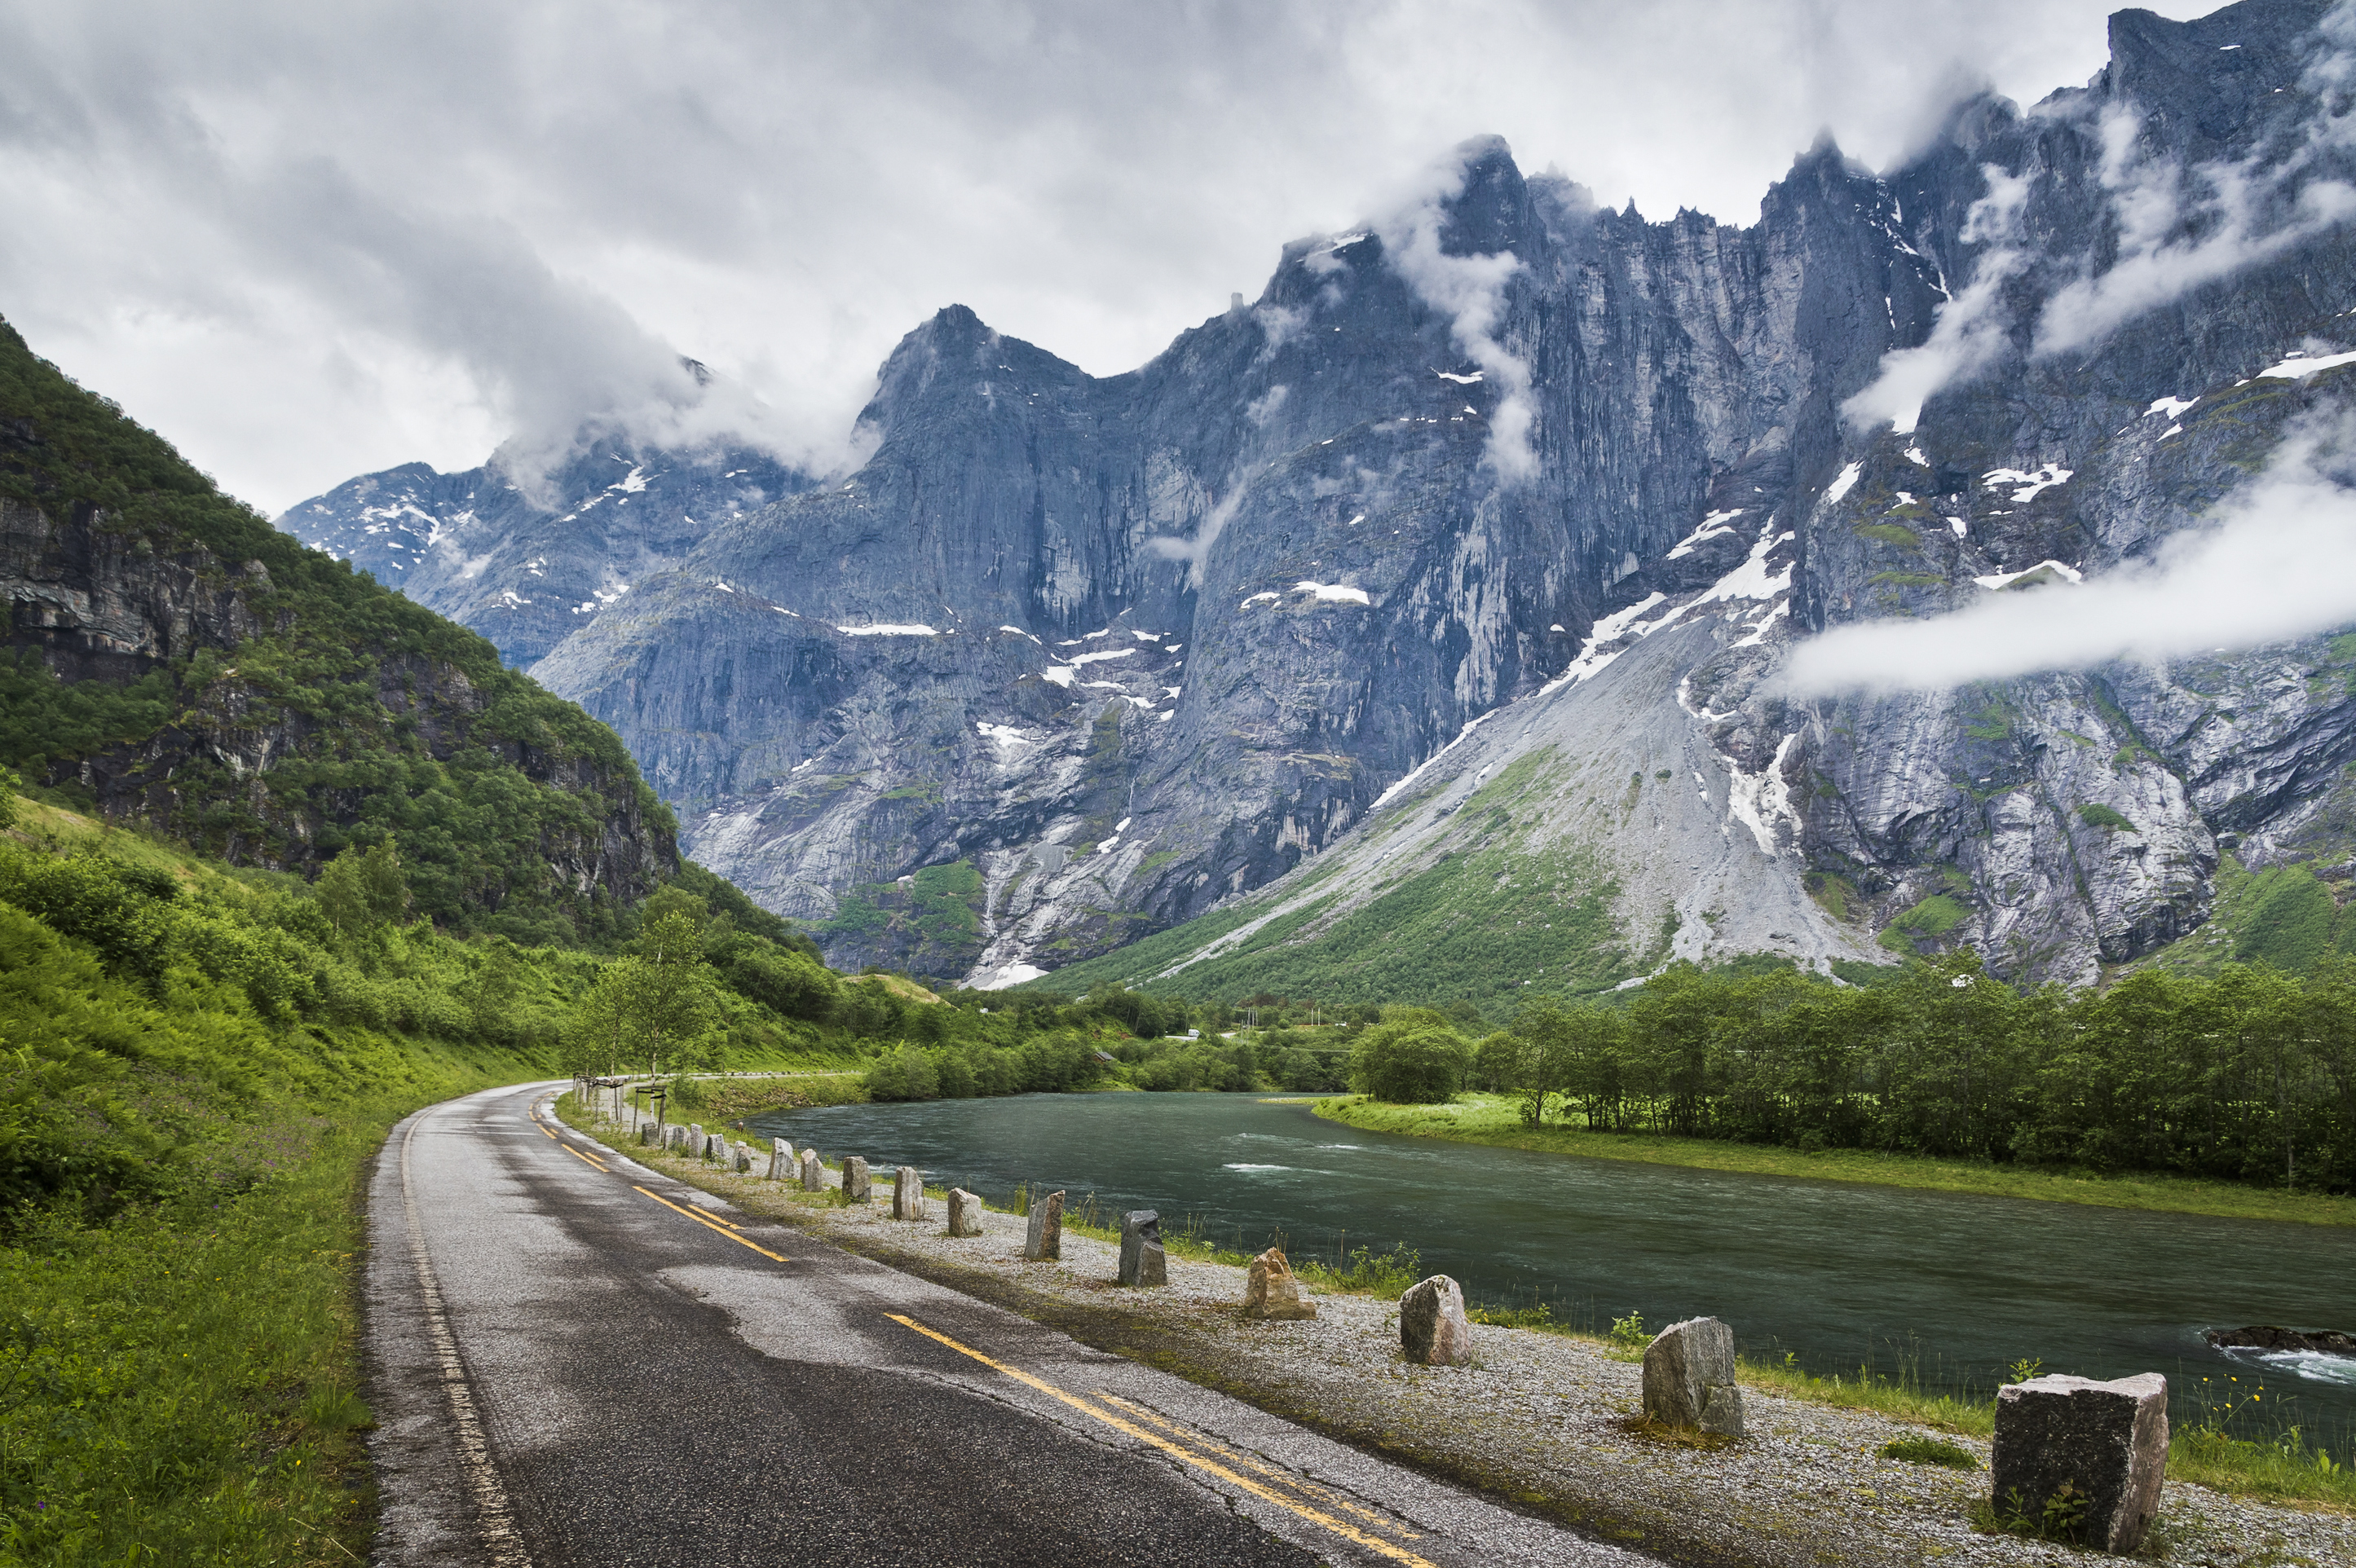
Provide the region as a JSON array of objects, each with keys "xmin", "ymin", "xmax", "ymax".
[{"xmin": 364, "ymin": 1081, "xmax": 1657, "ymax": 1567}]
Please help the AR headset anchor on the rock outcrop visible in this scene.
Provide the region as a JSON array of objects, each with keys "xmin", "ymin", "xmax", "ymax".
[
  {"xmin": 277, "ymin": 434, "xmax": 811, "ymax": 668},
  {"xmin": 0, "ymin": 321, "xmax": 677, "ymax": 925}
]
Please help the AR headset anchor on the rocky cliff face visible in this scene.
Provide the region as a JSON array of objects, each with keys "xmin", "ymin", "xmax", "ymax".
[
  {"xmin": 286, "ymin": 0, "xmax": 2356, "ymax": 992},
  {"xmin": 0, "ymin": 327, "xmax": 678, "ymax": 932},
  {"xmin": 278, "ymin": 433, "xmax": 810, "ymax": 667}
]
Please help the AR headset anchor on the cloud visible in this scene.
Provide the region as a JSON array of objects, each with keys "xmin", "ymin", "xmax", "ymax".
[
  {"xmin": 0, "ymin": 0, "xmax": 2182, "ymax": 510},
  {"xmin": 2033, "ymin": 106, "xmax": 2356, "ymax": 357},
  {"xmin": 1779, "ymin": 411, "xmax": 2356, "ymax": 697},
  {"xmin": 1841, "ymin": 165, "xmax": 2030, "ymax": 434},
  {"xmin": 1849, "ymin": 7, "xmax": 2356, "ymax": 428},
  {"xmin": 1375, "ymin": 138, "xmax": 1538, "ymax": 482}
]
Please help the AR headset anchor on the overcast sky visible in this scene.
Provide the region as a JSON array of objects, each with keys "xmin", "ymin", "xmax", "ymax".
[{"xmin": 0, "ymin": 0, "xmax": 2214, "ymax": 513}]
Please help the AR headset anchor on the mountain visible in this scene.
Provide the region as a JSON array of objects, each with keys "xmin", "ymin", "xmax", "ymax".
[
  {"xmin": 278, "ymin": 424, "xmax": 811, "ymax": 667},
  {"xmin": 289, "ymin": 0, "xmax": 2356, "ymax": 994},
  {"xmin": 0, "ymin": 316, "xmax": 677, "ymax": 940}
]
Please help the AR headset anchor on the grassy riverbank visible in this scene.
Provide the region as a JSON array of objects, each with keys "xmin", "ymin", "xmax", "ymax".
[{"xmin": 1315, "ymin": 1094, "xmax": 2356, "ymax": 1227}]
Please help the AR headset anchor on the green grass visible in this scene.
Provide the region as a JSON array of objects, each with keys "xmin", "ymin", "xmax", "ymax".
[
  {"xmin": 2127, "ymin": 856, "xmax": 2354, "ymax": 979},
  {"xmin": 0, "ymin": 1059, "xmax": 527, "ymax": 1565},
  {"xmin": 1880, "ymin": 1435, "xmax": 1980, "ymax": 1469},
  {"xmin": 1313, "ymin": 1094, "xmax": 2356, "ymax": 1226},
  {"xmin": 1877, "ymin": 892, "xmax": 1968, "ymax": 954}
]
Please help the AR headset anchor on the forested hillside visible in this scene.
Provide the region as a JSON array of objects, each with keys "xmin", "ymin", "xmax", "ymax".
[{"xmin": 0, "ymin": 313, "xmax": 673, "ymax": 943}]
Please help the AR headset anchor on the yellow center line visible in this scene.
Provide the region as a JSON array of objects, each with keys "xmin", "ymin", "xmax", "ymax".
[
  {"xmin": 884, "ymin": 1314, "xmax": 1436, "ymax": 1568},
  {"xmin": 1092, "ymin": 1390, "xmax": 1418, "ymax": 1535},
  {"xmin": 630, "ymin": 1185, "xmax": 788, "ymax": 1262},
  {"xmin": 561, "ymin": 1143, "xmax": 611, "ymax": 1174}
]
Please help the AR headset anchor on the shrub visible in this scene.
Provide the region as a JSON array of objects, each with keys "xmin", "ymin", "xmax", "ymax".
[
  {"xmin": 863, "ymin": 1041, "xmax": 940, "ymax": 1102},
  {"xmin": 1349, "ymin": 1018, "xmax": 1469, "ymax": 1103},
  {"xmin": 1882, "ymin": 1435, "xmax": 1979, "ymax": 1469}
]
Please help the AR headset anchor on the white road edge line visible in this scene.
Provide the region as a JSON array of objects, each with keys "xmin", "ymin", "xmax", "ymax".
[{"xmin": 401, "ymin": 1108, "xmax": 535, "ymax": 1566}]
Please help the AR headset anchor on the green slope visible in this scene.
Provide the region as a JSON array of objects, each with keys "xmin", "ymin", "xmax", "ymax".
[{"xmin": 0, "ymin": 312, "xmax": 670, "ymax": 944}]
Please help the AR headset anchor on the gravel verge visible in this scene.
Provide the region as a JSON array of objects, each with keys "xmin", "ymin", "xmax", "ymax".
[{"xmin": 585, "ymin": 1117, "xmax": 2352, "ymax": 1568}]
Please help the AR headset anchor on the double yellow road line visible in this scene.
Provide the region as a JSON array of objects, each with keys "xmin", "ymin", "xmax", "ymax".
[
  {"xmin": 532, "ymin": 1103, "xmax": 788, "ymax": 1262},
  {"xmin": 887, "ymin": 1313, "xmax": 1436, "ymax": 1567},
  {"xmin": 534, "ymin": 1103, "xmax": 1430, "ymax": 1564}
]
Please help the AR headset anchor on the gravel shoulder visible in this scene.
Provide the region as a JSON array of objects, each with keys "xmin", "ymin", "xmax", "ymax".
[{"xmin": 579, "ymin": 1114, "xmax": 2353, "ymax": 1568}]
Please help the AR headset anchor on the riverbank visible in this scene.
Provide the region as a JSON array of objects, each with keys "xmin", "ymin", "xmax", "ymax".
[
  {"xmin": 561, "ymin": 1096, "xmax": 2354, "ymax": 1566},
  {"xmin": 1314, "ymin": 1094, "xmax": 2356, "ymax": 1228}
]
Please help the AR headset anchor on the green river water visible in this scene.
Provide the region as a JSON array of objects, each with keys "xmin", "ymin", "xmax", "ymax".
[{"xmin": 751, "ymin": 1091, "xmax": 2356, "ymax": 1435}]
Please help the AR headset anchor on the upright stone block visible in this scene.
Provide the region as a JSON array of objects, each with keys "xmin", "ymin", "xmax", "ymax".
[
  {"xmin": 1118, "ymin": 1210, "xmax": 1167, "ymax": 1287},
  {"xmin": 667, "ymin": 1125, "xmax": 688, "ymax": 1152},
  {"xmin": 1023, "ymin": 1191, "xmax": 1065, "ymax": 1261},
  {"xmin": 841, "ymin": 1156, "xmax": 871, "ymax": 1202},
  {"xmin": 1642, "ymin": 1317, "xmax": 1743, "ymax": 1437},
  {"xmin": 946, "ymin": 1188, "xmax": 983, "ymax": 1237},
  {"xmin": 638, "ymin": 1122, "xmax": 660, "ymax": 1146},
  {"xmin": 1242, "ymin": 1248, "xmax": 1317, "ymax": 1320},
  {"xmin": 767, "ymin": 1139, "xmax": 795, "ymax": 1180},
  {"xmin": 1992, "ymin": 1373, "xmax": 2168, "ymax": 1553},
  {"xmin": 1398, "ymin": 1275, "xmax": 1472, "ymax": 1367},
  {"xmin": 704, "ymin": 1132, "xmax": 728, "ymax": 1163},
  {"xmin": 732, "ymin": 1143, "xmax": 755, "ymax": 1174},
  {"xmin": 892, "ymin": 1165, "xmax": 926, "ymax": 1220},
  {"xmin": 800, "ymin": 1150, "xmax": 825, "ymax": 1191}
]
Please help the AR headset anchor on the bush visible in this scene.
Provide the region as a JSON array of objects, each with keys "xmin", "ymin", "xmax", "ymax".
[
  {"xmin": 722, "ymin": 942, "xmax": 840, "ymax": 1020},
  {"xmin": 1349, "ymin": 1017, "xmax": 1469, "ymax": 1103},
  {"xmin": 863, "ymin": 1042, "xmax": 940, "ymax": 1102}
]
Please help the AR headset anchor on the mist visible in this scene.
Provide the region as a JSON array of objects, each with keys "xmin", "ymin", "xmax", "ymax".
[{"xmin": 1778, "ymin": 413, "xmax": 2356, "ymax": 697}]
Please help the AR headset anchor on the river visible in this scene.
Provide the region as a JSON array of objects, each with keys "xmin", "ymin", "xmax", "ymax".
[{"xmin": 749, "ymin": 1091, "xmax": 2356, "ymax": 1437}]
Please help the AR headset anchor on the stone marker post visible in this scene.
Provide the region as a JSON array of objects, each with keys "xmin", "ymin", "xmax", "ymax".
[
  {"xmin": 1118, "ymin": 1210, "xmax": 1167, "ymax": 1286},
  {"xmin": 1992, "ymin": 1372, "xmax": 2168, "ymax": 1553},
  {"xmin": 1398, "ymin": 1275, "xmax": 1472, "ymax": 1366},
  {"xmin": 1642, "ymin": 1318, "xmax": 1744, "ymax": 1437},
  {"xmin": 638, "ymin": 1123, "xmax": 660, "ymax": 1147},
  {"xmin": 733, "ymin": 1143, "xmax": 754, "ymax": 1174},
  {"xmin": 667, "ymin": 1125, "xmax": 688, "ymax": 1152},
  {"xmin": 767, "ymin": 1139, "xmax": 795, "ymax": 1181},
  {"xmin": 800, "ymin": 1150, "xmax": 825, "ymax": 1191},
  {"xmin": 892, "ymin": 1166, "xmax": 926, "ymax": 1220},
  {"xmin": 1023, "ymin": 1191, "xmax": 1065, "ymax": 1261},
  {"xmin": 946, "ymin": 1188, "xmax": 983, "ymax": 1237},
  {"xmin": 688, "ymin": 1124, "xmax": 704, "ymax": 1156},
  {"xmin": 1242, "ymin": 1248, "xmax": 1317, "ymax": 1320},
  {"xmin": 841, "ymin": 1156, "xmax": 871, "ymax": 1202}
]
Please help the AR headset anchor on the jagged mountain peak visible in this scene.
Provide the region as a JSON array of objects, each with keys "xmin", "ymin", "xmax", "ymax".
[{"xmin": 289, "ymin": 0, "xmax": 2356, "ymax": 998}]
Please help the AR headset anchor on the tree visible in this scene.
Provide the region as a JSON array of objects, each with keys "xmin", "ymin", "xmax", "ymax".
[
  {"xmin": 864, "ymin": 1041, "xmax": 940, "ymax": 1101},
  {"xmin": 467, "ymin": 937, "xmax": 527, "ymax": 1044},
  {"xmin": 561, "ymin": 966, "xmax": 632, "ymax": 1080},
  {"xmin": 571, "ymin": 910, "xmax": 725, "ymax": 1078},
  {"xmin": 1495, "ymin": 999, "xmax": 1580, "ymax": 1126},
  {"xmin": 1350, "ymin": 1015, "xmax": 1469, "ymax": 1103},
  {"xmin": 315, "ymin": 838, "xmax": 409, "ymax": 936}
]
